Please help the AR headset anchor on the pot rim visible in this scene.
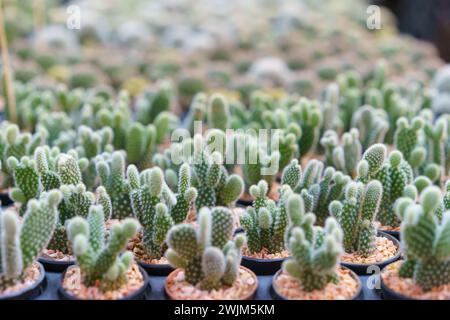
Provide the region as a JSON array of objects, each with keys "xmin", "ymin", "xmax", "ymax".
[
  {"xmin": 164, "ymin": 265, "xmax": 258, "ymax": 300},
  {"xmin": 242, "ymin": 254, "xmax": 287, "ymax": 263},
  {"xmin": 57, "ymin": 265, "xmax": 149, "ymax": 300},
  {"xmin": 271, "ymin": 265, "xmax": 363, "ymax": 300},
  {"xmin": 380, "ymin": 261, "xmax": 418, "ymax": 300},
  {"xmin": 0, "ymin": 262, "xmax": 46, "ymax": 300}
]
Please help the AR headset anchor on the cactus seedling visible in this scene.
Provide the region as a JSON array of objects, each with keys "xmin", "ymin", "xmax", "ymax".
[
  {"xmin": 0, "ymin": 191, "xmax": 62, "ymax": 291},
  {"xmin": 394, "ymin": 186, "xmax": 450, "ymax": 291},
  {"xmin": 165, "ymin": 207, "xmax": 245, "ymax": 291},
  {"xmin": 67, "ymin": 206, "xmax": 140, "ymax": 291},
  {"xmin": 282, "ymin": 194, "xmax": 343, "ymax": 291}
]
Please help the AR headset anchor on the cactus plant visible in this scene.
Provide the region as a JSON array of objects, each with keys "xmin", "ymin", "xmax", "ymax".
[
  {"xmin": 351, "ymin": 105, "xmax": 389, "ymax": 150},
  {"xmin": 66, "ymin": 206, "xmax": 139, "ymax": 291},
  {"xmin": 128, "ymin": 164, "xmax": 197, "ymax": 260},
  {"xmin": 394, "ymin": 186, "xmax": 450, "ymax": 291},
  {"xmin": 240, "ymin": 180, "xmax": 292, "ymax": 254},
  {"xmin": 282, "ymin": 194, "xmax": 343, "ymax": 291},
  {"xmin": 165, "ymin": 206, "xmax": 245, "ymax": 290},
  {"xmin": 291, "ymin": 98, "xmax": 322, "ymax": 157},
  {"xmin": 329, "ymin": 180, "xmax": 383, "ymax": 256},
  {"xmin": 96, "ymin": 151, "xmax": 132, "ymax": 219},
  {"xmin": 0, "ymin": 190, "xmax": 62, "ymax": 291}
]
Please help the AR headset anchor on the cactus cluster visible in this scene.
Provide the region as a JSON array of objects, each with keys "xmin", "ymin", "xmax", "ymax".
[
  {"xmin": 66, "ymin": 206, "xmax": 139, "ymax": 291},
  {"xmin": 128, "ymin": 164, "xmax": 197, "ymax": 260},
  {"xmin": 395, "ymin": 186, "xmax": 450, "ymax": 291},
  {"xmin": 282, "ymin": 194, "xmax": 343, "ymax": 291},
  {"xmin": 165, "ymin": 207, "xmax": 246, "ymax": 290},
  {"xmin": 0, "ymin": 191, "xmax": 62, "ymax": 290}
]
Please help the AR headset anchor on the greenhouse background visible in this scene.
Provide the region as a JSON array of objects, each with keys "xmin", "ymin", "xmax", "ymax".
[{"xmin": 0, "ymin": 0, "xmax": 449, "ymax": 303}]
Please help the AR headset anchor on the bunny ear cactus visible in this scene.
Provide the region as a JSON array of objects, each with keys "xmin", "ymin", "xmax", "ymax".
[
  {"xmin": 96, "ymin": 151, "xmax": 132, "ymax": 219},
  {"xmin": 125, "ymin": 122, "xmax": 156, "ymax": 168},
  {"xmin": 351, "ymin": 106, "xmax": 389, "ymax": 150},
  {"xmin": 282, "ymin": 194, "xmax": 343, "ymax": 291},
  {"xmin": 35, "ymin": 146, "xmax": 61, "ymax": 191},
  {"xmin": 371, "ymin": 150, "xmax": 414, "ymax": 228},
  {"xmin": 67, "ymin": 206, "xmax": 139, "ymax": 291},
  {"xmin": 240, "ymin": 181, "xmax": 292, "ymax": 254},
  {"xmin": 7, "ymin": 156, "xmax": 40, "ymax": 215},
  {"xmin": 321, "ymin": 128, "xmax": 362, "ymax": 176},
  {"xmin": 394, "ymin": 117, "xmax": 425, "ymax": 168},
  {"xmin": 0, "ymin": 190, "xmax": 61, "ymax": 290},
  {"xmin": 424, "ymin": 116, "xmax": 447, "ymax": 171},
  {"xmin": 135, "ymin": 82, "xmax": 172, "ymax": 125},
  {"xmin": 207, "ymin": 94, "xmax": 230, "ymax": 131},
  {"xmin": 291, "ymin": 98, "xmax": 322, "ymax": 157},
  {"xmin": 395, "ymin": 186, "xmax": 450, "ymax": 291},
  {"xmin": 329, "ymin": 180, "xmax": 383, "ymax": 256},
  {"xmin": 165, "ymin": 207, "xmax": 245, "ymax": 290}
]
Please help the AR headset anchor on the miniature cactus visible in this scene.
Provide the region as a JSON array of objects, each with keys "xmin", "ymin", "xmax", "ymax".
[
  {"xmin": 96, "ymin": 151, "xmax": 132, "ymax": 219},
  {"xmin": 207, "ymin": 94, "xmax": 230, "ymax": 131},
  {"xmin": 394, "ymin": 186, "xmax": 450, "ymax": 291},
  {"xmin": 282, "ymin": 194, "xmax": 343, "ymax": 291},
  {"xmin": 240, "ymin": 180, "xmax": 292, "ymax": 254},
  {"xmin": 329, "ymin": 180, "xmax": 383, "ymax": 256},
  {"xmin": 136, "ymin": 83, "xmax": 172, "ymax": 125},
  {"xmin": 66, "ymin": 206, "xmax": 139, "ymax": 291},
  {"xmin": 125, "ymin": 122, "xmax": 156, "ymax": 168},
  {"xmin": 394, "ymin": 116, "xmax": 425, "ymax": 168},
  {"xmin": 351, "ymin": 106, "xmax": 389, "ymax": 150},
  {"xmin": 165, "ymin": 207, "xmax": 245, "ymax": 290},
  {"xmin": 7, "ymin": 156, "xmax": 40, "ymax": 215},
  {"xmin": 0, "ymin": 190, "xmax": 62, "ymax": 290},
  {"xmin": 424, "ymin": 115, "xmax": 448, "ymax": 171},
  {"xmin": 321, "ymin": 128, "xmax": 362, "ymax": 176},
  {"xmin": 291, "ymin": 98, "xmax": 322, "ymax": 157},
  {"xmin": 128, "ymin": 164, "xmax": 196, "ymax": 259},
  {"xmin": 191, "ymin": 135, "xmax": 244, "ymax": 209}
]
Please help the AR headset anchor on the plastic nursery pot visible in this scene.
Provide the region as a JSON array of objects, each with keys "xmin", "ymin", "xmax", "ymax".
[
  {"xmin": 380, "ymin": 269, "xmax": 413, "ymax": 300},
  {"xmin": 340, "ymin": 231, "xmax": 401, "ymax": 275},
  {"xmin": 377, "ymin": 229, "xmax": 400, "ymax": 240},
  {"xmin": 241, "ymin": 255, "xmax": 286, "ymax": 276},
  {"xmin": 236, "ymin": 197, "xmax": 253, "ymax": 208},
  {"xmin": 164, "ymin": 266, "xmax": 258, "ymax": 300},
  {"xmin": 0, "ymin": 191, "xmax": 13, "ymax": 207},
  {"xmin": 38, "ymin": 256, "xmax": 75, "ymax": 273},
  {"xmin": 57, "ymin": 266, "xmax": 150, "ymax": 300},
  {"xmin": 138, "ymin": 260, "xmax": 174, "ymax": 276},
  {"xmin": 0, "ymin": 262, "xmax": 47, "ymax": 300},
  {"xmin": 270, "ymin": 266, "xmax": 363, "ymax": 300}
]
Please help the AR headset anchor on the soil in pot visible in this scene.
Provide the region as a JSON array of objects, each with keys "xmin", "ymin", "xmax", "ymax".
[
  {"xmin": 381, "ymin": 260, "xmax": 450, "ymax": 300},
  {"xmin": 271, "ymin": 266, "xmax": 362, "ymax": 300},
  {"xmin": 165, "ymin": 266, "xmax": 258, "ymax": 300},
  {"xmin": 127, "ymin": 232, "xmax": 173, "ymax": 276},
  {"xmin": 39, "ymin": 248, "xmax": 75, "ymax": 272},
  {"xmin": 0, "ymin": 262, "xmax": 46, "ymax": 300},
  {"xmin": 59, "ymin": 263, "xmax": 148, "ymax": 300},
  {"xmin": 374, "ymin": 221, "xmax": 400, "ymax": 239},
  {"xmin": 341, "ymin": 232, "xmax": 400, "ymax": 275},
  {"xmin": 242, "ymin": 247, "xmax": 290, "ymax": 275}
]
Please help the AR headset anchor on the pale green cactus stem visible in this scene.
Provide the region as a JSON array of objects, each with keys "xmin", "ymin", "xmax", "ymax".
[
  {"xmin": 281, "ymin": 159, "xmax": 302, "ymax": 190},
  {"xmin": 7, "ymin": 156, "xmax": 40, "ymax": 216},
  {"xmin": 351, "ymin": 106, "xmax": 389, "ymax": 150},
  {"xmin": 282, "ymin": 194, "xmax": 343, "ymax": 291},
  {"xmin": 207, "ymin": 94, "xmax": 230, "ymax": 131},
  {"xmin": 183, "ymin": 92, "xmax": 207, "ymax": 135},
  {"xmin": 291, "ymin": 98, "xmax": 322, "ymax": 157},
  {"xmin": 35, "ymin": 146, "xmax": 61, "ymax": 191},
  {"xmin": 125, "ymin": 122, "xmax": 156, "ymax": 168},
  {"xmin": 165, "ymin": 207, "xmax": 245, "ymax": 290},
  {"xmin": 329, "ymin": 180, "xmax": 382, "ymax": 256},
  {"xmin": 96, "ymin": 151, "xmax": 132, "ymax": 219},
  {"xmin": 136, "ymin": 82, "xmax": 172, "ymax": 125},
  {"xmin": 394, "ymin": 186, "xmax": 450, "ymax": 291},
  {"xmin": 67, "ymin": 206, "xmax": 139, "ymax": 291},
  {"xmin": 0, "ymin": 190, "xmax": 62, "ymax": 290},
  {"xmin": 394, "ymin": 117, "xmax": 424, "ymax": 166},
  {"xmin": 424, "ymin": 116, "xmax": 447, "ymax": 170}
]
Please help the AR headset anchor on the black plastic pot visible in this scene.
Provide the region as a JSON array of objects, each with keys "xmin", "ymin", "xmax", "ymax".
[
  {"xmin": 39, "ymin": 256, "xmax": 74, "ymax": 272},
  {"xmin": 138, "ymin": 260, "xmax": 173, "ymax": 276},
  {"xmin": 270, "ymin": 267, "xmax": 363, "ymax": 300},
  {"xmin": 0, "ymin": 262, "xmax": 46, "ymax": 300},
  {"xmin": 236, "ymin": 198, "xmax": 252, "ymax": 208},
  {"xmin": 377, "ymin": 229, "xmax": 400, "ymax": 240},
  {"xmin": 241, "ymin": 255, "xmax": 286, "ymax": 275},
  {"xmin": 0, "ymin": 191, "xmax": 13, "ymax": 207},
  {"xmin": 380, "ymin": 273, "xmax": 413, "ymax": 300},
  {"xmin": 57, "ymin": 266, "xmax": 150, "ymax": 300},
  {"xmin": 340, "ymin": 231, "xmax": 401, "ymax": 275}
]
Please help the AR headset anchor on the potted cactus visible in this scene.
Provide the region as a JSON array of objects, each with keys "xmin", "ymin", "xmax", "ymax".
[
  {"xmin": 381, "ymin": 185, "xmax": 450, "ymax": 299},
  {"xmin": 329, "ymin": 178, "xmax": 401, "ymax": 275},
  {"xmin": 164, "ymin": 206, "xmax": 258, "ymax": 300},
  {"xmin": 127, "ymin": 163, "xmax": 197, "ymax": 275},
  {"xmin": 58, "ymin": 205, "xmax": 148, "ymax": 300},
  {"xmin": 239, "ymin": 180, "xmax": 292, "ymax": 275},
  {"xmin": 271, "ymin": 194, "xmax": 362, "ymax": 300},
  {"xmin": 0, "ymin": 190, "xmax": 61, "ymax": 300}
]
